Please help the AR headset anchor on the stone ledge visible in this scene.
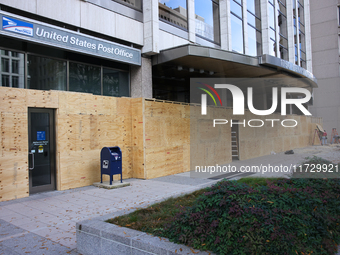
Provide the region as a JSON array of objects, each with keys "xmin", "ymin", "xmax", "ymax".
[
  {"xmin": 76, "ymin": 217, "xmax": 213, "ymax": 255},
  {"xmin": 77, "ymin": 180, "xmax": 221, "ymax": 255}
]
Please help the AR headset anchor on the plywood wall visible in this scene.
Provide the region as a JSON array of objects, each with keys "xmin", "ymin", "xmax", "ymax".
[
  {"xmin": 0, "ymin": 88, "xmax": 324, "ymax": 202},
  {"xmin": 237, "ymin": 112, "xmax": 322, "ymax": 161},
  {"xmin": 0, "ymin": 87, "xmax": 135, "ymax": 201},
  {"xmin": 143, "ymin": 100, "xmax": 190, "ymax": 179}
]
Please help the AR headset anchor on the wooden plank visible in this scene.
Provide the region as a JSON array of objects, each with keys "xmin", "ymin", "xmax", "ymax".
[
  {"xmin": 26, "ymin": 90, "xmax": 59, "ymax": 108},
  {"xmin": 0, "ymin": 154, "xmax": 28, "ymax": 201},
  {"xmin": 117, "ymin": 97, "xmax": 131, "ymax": 116},
  {"xmin": 0, "ymin": 87, "xmax": 27, "ymax": 113},
  {"xmin": 0, "ymin": 112, "xmax": 28, "ymax": 156}
]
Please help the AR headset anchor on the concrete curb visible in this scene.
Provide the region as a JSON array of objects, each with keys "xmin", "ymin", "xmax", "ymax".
[
  {"xmin": 76, "ymin": 219, "xmax": 212, "ymax": 255},
  {"xmin": 76, "ymin": 179, "xmax": 220, "ymax": 255}
]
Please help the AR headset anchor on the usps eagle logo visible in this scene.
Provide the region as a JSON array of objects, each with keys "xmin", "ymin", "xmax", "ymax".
[{"xmin": 2, "ymin": 16, "xmax": 33, "ymax": 37}]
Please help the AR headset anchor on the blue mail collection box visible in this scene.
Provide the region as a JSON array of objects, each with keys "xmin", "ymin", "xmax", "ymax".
[{"xmin": 101, "ymin": 147, "xmax": 122, "ymax": 185}]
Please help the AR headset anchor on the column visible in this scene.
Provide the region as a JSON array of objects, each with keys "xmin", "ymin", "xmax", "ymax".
[
  {"xmin": 130, "ymin": 57, "xmax": 153, "ymax": 98},
  {"xmin": 188, "ymin": 0, "xmax": 196, "ymax": 43},
  {"xmin": 304, "ymin": 0, "xmax": 313, "ymax": 73},
  {"xmin": 243, "ymin": 0, "xmax": 249, "ymax": 55},
  {"xmin": 143, "ymin": 0, "xmax": 159, "ymax": 55},
  {"xmin": 220, "ymin": 0, "xmax": 231, "ymax": 51},
  {"xmin": 286, "ymin": 0, "xmax": 295, "ymax": 63},
  {"xmin": 261, "ymin": 0, "xmax": 270, "ymax": 55}
]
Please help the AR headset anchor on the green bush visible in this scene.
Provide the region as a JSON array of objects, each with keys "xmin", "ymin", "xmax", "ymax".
[{"xmin": 161, "ymin": 179, "xmax": 340, "ymax": 255}]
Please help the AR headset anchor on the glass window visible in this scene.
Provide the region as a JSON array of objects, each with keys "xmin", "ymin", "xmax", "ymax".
[
  {"xmin": 69, "ymin": 62, "xmax": 101, "ymax": 95},
  {"xmin": 28, "ymin": 55, "xmax": 67, "ymax": 91},
  {"xmin": 195, "ymin": 0, "xmax": 220, "ymax": 44},
  {"xmin": 298, "ymin": 3, "xmax": 304, "ymax": 25},
  {"xmin": 299, "ymin": 32, "xmax": 305, "ymax": 52},
  {"xmin": 159, "ymin": 0, "xmax": 188, "ymax": 30},
  {"xmin": 270, "ymin": 39, "xmax": 276, "ymax": 56},
  {"xmin": 1, "ymin": 75, "xmax": 9, "ymax": 87},
  {"xmin": 12, "ymin": 60, "xmax": 19, "ymax": 74},
  {"xmin": 268, "ymin": 3, "xmax": 275, "ymax": 30},
  {"xmin": 231, "ymin": 0, "xmax": 242, "ymax": 17},
  {"xmin": 0, "ymin": 50, "xmax": 24, "ymax": 88},
  {"xmin": 247, "ymin": 0, "xmax": 261, "ymax": 17},
  {"xmin": 1, "ymin": 50, "xmax": 9, "ymax": 56},
  {"xmin": 12, "ymin": 76, "xmax": 19, "ymax": 88},
  {"xmin": 1, "ymin": 58, "xmax": 9, "ymax": 72},
  {"xmin": 103, "ymin": 68, "xmax": 129, "ymax": 97},
  {"xmin": 231, "ymin": 13, "xmax": 244, "ymax": 53},
  {"xmin": 115, "ymin": 0, "xmax": 142, "ymax": 10}
]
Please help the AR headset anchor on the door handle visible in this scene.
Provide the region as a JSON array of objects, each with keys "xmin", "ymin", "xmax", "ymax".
[{"xmin": 29, "ymin": 152, "xmax": 35, "ymax": 170}]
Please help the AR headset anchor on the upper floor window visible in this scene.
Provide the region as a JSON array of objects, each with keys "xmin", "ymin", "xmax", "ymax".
[
  {"xmin": 247, "ymin": 0, "xmax": 262, "ymax": 56},
  {"xmin": 278, "ymin": 0, "xmax": 288, "ymax": 60},
  {"xmin": 268, "ymin": 0, "xmax": 276, "ymax": 56},
  {"xmin": 159, "ymin": 0, "xmax": 188, "ymax": 30},
  {"xmin": 115, "ymin": 0, "xmax": 142, "ymax": 11},
  {"xmin": 231, "ymin": 0, "xmax": 244, "ymax": 53},
  {"xmin": 195, "ymin": 0, "xmax": 220, "ymax": 44}
]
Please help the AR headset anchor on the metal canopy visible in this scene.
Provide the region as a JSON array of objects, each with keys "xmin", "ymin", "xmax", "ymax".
[{"xmin": 152, "ymin": 44, "xmax": 317, "ymax": 89}]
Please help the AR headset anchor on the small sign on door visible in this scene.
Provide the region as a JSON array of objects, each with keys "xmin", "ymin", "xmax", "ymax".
[
  {"xmin": 38, "ymin": 145, "xmax": 44, "ymax": 153},
  {"xmin": 37, "ymin": 131, "xmax": 46, "ymax": 141}
]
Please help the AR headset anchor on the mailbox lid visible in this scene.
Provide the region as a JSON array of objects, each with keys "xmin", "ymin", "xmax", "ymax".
[
  {"xmin": 108, "ymin": 146, "xmax": 122, "ymax": 159},
  {"xmin": 101, "ymin": 146, "xmax": 122, "ymax": 161}
]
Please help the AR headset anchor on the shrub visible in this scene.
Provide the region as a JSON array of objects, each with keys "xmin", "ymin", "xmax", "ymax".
[{"xmin": 161, "ymin": 179, "xmax": 340, "ymax": 255}]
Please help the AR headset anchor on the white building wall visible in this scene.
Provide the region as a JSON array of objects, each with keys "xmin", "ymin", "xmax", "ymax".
[{"xmin": 0, "ymin": 0, "xmax": 144, "ymax": 46}]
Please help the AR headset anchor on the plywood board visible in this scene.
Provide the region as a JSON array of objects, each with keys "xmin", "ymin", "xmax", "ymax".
[
  {"xmin": 0, "ymin": 87, "xmax": 27, "ymax": 113},
  {"xmin": 0, "ymin": 112, "xmax": 28, "ymax": 156},
  {"xmin": 26, "ymin": 90, "xmax": 59, "ymax": 108}
]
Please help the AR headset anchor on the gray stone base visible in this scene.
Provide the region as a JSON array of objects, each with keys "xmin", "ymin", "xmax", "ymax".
[
  {"xmin": 93, "ymin": 181, "xmax": 130, "ymax": 189},
  {"xmin": 76, "ymin": 216, "xmax": 212, "ymax": 255}
]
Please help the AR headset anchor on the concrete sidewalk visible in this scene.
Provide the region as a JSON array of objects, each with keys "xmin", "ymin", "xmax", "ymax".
[
  {"xmin": 0, "ymin": 145, "xmax": 339, "ymax": 254},
  {"xmin": 0, "ymin": 174, "xmax": 219, "ymax": 254}
]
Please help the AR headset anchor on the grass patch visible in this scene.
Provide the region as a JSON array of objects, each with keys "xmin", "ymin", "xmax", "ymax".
[
  {"xmin": 106, "ymin": 189, "xmax": 206, "ymax": 234},
  {"xmin": 107, "ymin": 170, "xmax": 340, "ymax": 254},
  {"xmin": 236, "ymin": 177, "xmax": 283, "ymax": 187}
]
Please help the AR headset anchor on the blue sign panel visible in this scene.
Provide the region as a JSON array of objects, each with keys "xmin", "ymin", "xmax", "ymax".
[
  {"xmin": 37, "ymin": 131, "xmax": 46, "ymax": 141},
  {"xmin": 2, "ymin": 16, "xmax": 33, "ymax": 37}
]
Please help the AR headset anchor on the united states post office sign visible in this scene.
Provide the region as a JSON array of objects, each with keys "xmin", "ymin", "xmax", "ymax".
[{"xmin": 0, "ymin": 12, "xmax": 141, "ymax": 66}]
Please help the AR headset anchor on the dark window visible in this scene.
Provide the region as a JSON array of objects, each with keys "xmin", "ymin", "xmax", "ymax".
[
  {"xmin": 103, "ymin": 68, "xmax": 129, "ymax": 97},
  {"xmin": 69, "ymin": 62, "xmax": 101, "ymax": 95},
  {"xmin": 28, "ymin": 55, "xmax": 67, "ymax": 91},
  {"xmin": 114, "ymin": 0, "xmax": 142, "ymax": 10}
]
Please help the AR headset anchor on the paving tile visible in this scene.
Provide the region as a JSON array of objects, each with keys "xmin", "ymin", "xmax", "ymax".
[
  {"xmin": 16, "ymin": 221, "xmax": 49, "ymax": 232},
  {"xmin": 0, "ymin": 232, "xmax": 73, "ymax": 255},
  {"xmin": 49, "ymin": 231, "xmax": 76, "ymax": 249},
  {"xmin": 0, "ymin": 212, "xmax": 30, "ymax": 223},
  {"xmin": 0, "ymin": 219, "xmax": 26, "ymax": 240},
  {"xmin": 0, "ymin": 207, "xmax": 15, "ymax": 217},
  {"xmin": 0, "ymin": 244, "xmax": 20, "ymax": 255}
]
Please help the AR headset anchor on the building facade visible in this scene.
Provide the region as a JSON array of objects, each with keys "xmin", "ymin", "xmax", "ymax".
[
  {"xmin": 309, "ymin": 0, "xmax": 340, "ymax": 139},
  {"xmin": 0, "ymin": 0, "xmax": 319, "ymax": 201}
]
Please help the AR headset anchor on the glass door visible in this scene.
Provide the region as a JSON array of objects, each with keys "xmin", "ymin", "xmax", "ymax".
[{"xmin": 28, "ymin": 108, "xmax": 56, "ymax": 194}]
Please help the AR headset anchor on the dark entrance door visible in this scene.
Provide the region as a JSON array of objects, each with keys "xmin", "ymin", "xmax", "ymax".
[{"xmin": 28, "ymin": 108, "xmax": 56, "ymax": 194}]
